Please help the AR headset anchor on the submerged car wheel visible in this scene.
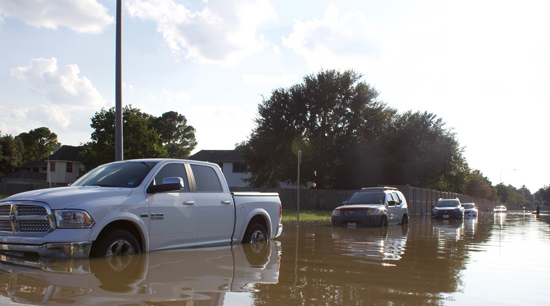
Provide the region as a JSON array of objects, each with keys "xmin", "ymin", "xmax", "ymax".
[
  {"xmin": 401, "ymin": 214, "xmax": 409, "ymax": 225},
  {"xmin": 379, "ymin": 216, "xmax": 388, "ymax": 227},
  {"xmin": 243, "ymin": 223, "xmax": 268, "ymax": 243},
  {"xmin": 94, "ymin": 230, "xmax": 140, "ymax": 257}
]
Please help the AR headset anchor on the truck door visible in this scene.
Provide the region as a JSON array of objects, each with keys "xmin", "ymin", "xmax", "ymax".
[
  {"xmin": 190, "ymin": 164, "xmax": 235, "ymax": 246},
  {"xmin": 147, "ymin": 162, "xmax": 198, "ymax": 250}
]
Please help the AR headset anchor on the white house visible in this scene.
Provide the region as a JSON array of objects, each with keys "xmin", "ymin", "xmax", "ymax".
[{"xmin": 187, "ymin": 150, "xmax": 249, "ymax": 188}]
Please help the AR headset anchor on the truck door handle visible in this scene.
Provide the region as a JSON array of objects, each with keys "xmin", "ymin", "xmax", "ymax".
[
  {"xmin": 183, "ymin": 201, "xmax": 195, "ymax": 205},
  {"xmin": 221, "ymin": 200, "xmax": 232, "ymax": 205}
]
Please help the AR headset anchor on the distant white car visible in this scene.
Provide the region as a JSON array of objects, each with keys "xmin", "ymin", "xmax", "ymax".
[
  {"xmin": 462, "ymin": 203, "xmax": 478, "ymax": 218},
  {"xmin": 494, "ymin": 205, "xmax": 507, "ymax": 213}
]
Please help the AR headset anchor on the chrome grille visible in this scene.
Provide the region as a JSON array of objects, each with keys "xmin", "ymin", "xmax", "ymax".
[
  {"xmin": 18, "ymin": 206, "xmax": 47, "ymax": 216},
  {"xmin": 0, "ymin": 203, "xmax": 54, "ymax": 234}
]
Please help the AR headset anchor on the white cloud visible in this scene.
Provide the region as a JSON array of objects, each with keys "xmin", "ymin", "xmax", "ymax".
[
  {"xmin": 242, "ymin": 73, "xmax": 299, "ymax": 86},
  {"xmin": 0, "ymin": 0, "xmax": 113, "ymax": 34},
  {"xmin": 283, "ymin": 4, "xmax": 382, "ymax": 70},
  {"xmin": 126, "ymin": 0, "xmax": 278, "ymax": 65},
  {"xmin": 7, "ymin": 58, "xmax": 107, "ymax": 143},
  {"xmin": 10, "ymin": 57, "xmax": 107, "ymax": 110}
]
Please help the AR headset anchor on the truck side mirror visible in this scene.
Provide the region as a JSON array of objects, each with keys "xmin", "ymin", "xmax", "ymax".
[
  {"xmin": 147, "ymin": 177, "xmax": 184, "ymax": 193},
  {"xmin": 387, "ymin": 200, "xmax": 396, "ymax": 206}
]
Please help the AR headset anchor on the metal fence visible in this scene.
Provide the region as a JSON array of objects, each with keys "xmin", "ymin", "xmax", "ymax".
[{"xmin": 0, "ymin": 183, "xmax": 50, "ymax": 196}]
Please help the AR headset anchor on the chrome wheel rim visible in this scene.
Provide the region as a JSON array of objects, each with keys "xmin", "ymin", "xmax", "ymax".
[
  {"xmin": 106, "ymin": 239, "xmax": 135, "ymax": 257},
  {"xmin": 250, "ymin": 229, "xmax": 266, "ymax": 243}
]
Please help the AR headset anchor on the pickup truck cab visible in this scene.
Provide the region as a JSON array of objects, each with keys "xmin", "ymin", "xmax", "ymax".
[{"xmin": 0, "ymin": 159, "xmax": 283, "ymax": 258}]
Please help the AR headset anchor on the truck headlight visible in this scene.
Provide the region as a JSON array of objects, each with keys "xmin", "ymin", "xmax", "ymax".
[
  {"xmin": 332, "ymin": 209, "xmax": 340, "ymax": 217},
  {"xmin": 54, "ymin": 210, "xmax": 95, "ymax": 228}
]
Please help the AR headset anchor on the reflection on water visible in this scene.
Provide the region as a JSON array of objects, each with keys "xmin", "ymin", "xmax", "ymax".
[
  {"xmin": 1, "ymin": 212, "xmax": 549, "ymax": 305},
  {"xmin": 0, "ymin": 240, "xmax": 280, "ymax": 305},
  {"xmin": 331, "ymin": 225, "xmax": 408, "ymax": 266}
]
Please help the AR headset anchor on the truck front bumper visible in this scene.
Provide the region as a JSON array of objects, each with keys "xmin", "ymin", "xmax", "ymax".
[{"xmin": 0, "ymin": 241, "xmax": 92, "ymax": 258}]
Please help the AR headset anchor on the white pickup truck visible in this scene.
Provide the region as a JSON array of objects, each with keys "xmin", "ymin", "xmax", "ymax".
[{"xmin": 0, "ymin": 159, "xmax": 283, "ymax": 258}]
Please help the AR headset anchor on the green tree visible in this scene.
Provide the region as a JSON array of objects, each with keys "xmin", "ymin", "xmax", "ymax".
[
  {"xmin": 0, "ymin": 133, "xmax": 24, "ymax": 176},
  {"xmin": 15, "ymin": 127, "xmax": 61, "ymax": 163},
  {"xmin": 240, "ymin": 69, "xmax": 393, "ymax": 189},
  {"xmin": 382, "ymin": 111, "xmax": 469, "ymax": 193},
  {"xmin": 151, "ymin": 111, "xmax": 197, "ymax": 159},
  {"xmin": 465, "ymin": 170, "xmax": 497, "ymax": 200},
  {"xmin": 80, "ymin": 106, "xmax": 168, "ymax": 171}
]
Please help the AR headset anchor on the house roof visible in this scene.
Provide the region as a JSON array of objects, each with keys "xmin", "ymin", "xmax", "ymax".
[
  {"xmin": 22, "ymin": 160, "xmax": 47, "ymax": 168},
  {"xmin": 47, "ymin": 145, "xmax": 84, "ymax": 162},
  {"xmin": 1, "ymin": 170, "xmax": 46, "ymax": 181},
  {"xmin": 187, "ymin": 150, "xmax": 243, "ymax": 163}
]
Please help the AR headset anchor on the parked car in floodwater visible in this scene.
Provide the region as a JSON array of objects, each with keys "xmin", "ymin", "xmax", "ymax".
[
  {"xmin": 463, "ymin": 203, "xmax": 478, "ymax": 218},
  {"xmin": 332, "ymin": 187, "xmax": 409, "ymax": 228},
  {"xmin": 494, "ymin": 205, "xmax": 507, "ymax": 213},
  {"xmin": 432, "ymin": 198, "xmax": 464, "ymax": 220}
]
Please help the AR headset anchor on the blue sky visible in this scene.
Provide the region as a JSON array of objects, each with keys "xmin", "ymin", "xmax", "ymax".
[{"xmin": 0, "ymin": 0, "xmax": 548, "ymax": 192}]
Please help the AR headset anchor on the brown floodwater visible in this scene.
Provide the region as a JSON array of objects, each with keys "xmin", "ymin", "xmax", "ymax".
[{"xmin": 0, "ymin": 211, "xmax": 549, "ymax": 305}]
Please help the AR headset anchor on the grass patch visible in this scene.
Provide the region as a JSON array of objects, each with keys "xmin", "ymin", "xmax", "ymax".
[
  {"xmin": 282, "ymin": 209, "xmax": 332, "ymax": 222},
  {"xmin": 0, "ymin": 195, "xmax": 8, "ymax": 200}
]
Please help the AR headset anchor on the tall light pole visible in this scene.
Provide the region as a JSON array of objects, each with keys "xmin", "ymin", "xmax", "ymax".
[
  {"xmin": 499, "ymin": 168, "xmax": 516, "ymax": 204},
  {"xmin": 115, "ymin": 0, "xmax": 123, "ymax": 161}
]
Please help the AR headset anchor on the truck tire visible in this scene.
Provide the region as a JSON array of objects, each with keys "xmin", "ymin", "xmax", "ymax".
[
  {"xmin": 243, "ymin": 223, "xmax": 267, "ymax": 243},
  {"xmin": 379, "ymin": 216, "xmax": 388, "ymax": 227},
  {"xmin": 94, "ymin": 230, "xmax": 140, "ymax": 257},
  {"xmin": 401, "ymin": 214, "xmax": 409, "ymax": 225}
]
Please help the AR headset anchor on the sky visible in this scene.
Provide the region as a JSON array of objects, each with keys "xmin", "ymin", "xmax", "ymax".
[{"xmin": 0, "ymin": 0, "xmax": 548, "ymax": 192}]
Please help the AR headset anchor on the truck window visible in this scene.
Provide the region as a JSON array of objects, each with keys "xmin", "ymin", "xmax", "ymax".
[
  {"xmin": 154, "ymin": 163, "xmax": 190, "ymax": 192},
  {"xmin": 191, "ymin": 164, "xmax": 222, "ymax": 192}
]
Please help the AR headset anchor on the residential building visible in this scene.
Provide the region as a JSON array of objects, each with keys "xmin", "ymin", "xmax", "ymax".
[
  {"xmin": 1, "ymin": 145, "xmax": 84, "ymax": 186},
  {"xmin": 187, "ymin": 150, "xmax": 249, "ymax": 188}
]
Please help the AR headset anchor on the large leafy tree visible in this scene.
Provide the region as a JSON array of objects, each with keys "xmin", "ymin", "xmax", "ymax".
[
  {"xmin": 383, "ymin": 111, "xmax": 470, "ymax": 193},
  {"xmin": 240, "ymin": 69, "xmax": 393, "ymax": 189},
  {"xmin": 241, "ymin": 69, "xmax": 469, "ymax": 191},
  {"xmin": 151, "ymin": 111, "xmax": 197, "ymax": 159},
  {"xmin": 15, "ymin": 127, "xmax": 60, "ymax": 163},
  {"xmin": 80, "ymin": 106, "xmax": 168, "ymax": 171},
  {"xmin": 0, "ymin": 133, "xmax": 24, "ymax": 176},
  {"xmin": 465, "ymin": 170, "xmax": 497, "ymax": 200}
]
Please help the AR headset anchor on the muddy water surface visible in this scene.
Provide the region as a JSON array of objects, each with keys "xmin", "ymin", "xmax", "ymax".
[{"xmin": 0, "ymin": 211, "xmax": 549, "ymax": 305}]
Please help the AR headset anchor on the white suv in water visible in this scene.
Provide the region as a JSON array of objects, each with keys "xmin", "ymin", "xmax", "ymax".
[{"xmin": 331, "ymin": 187, "xmax": 409, "ymax": 228}]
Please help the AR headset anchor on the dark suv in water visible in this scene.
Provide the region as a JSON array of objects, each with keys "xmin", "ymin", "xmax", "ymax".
[{"xmin": 432, "ymin": 198, "xmax": 464, "ymax": 220}]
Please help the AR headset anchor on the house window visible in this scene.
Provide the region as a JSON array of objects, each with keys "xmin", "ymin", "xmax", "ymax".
[
  {"xmin": 33, "ymin": 168, "xmax": 39, "ymax": 173},
  {"xmin": 67, "ymin": 162, "xmax": 73, "ymax": 173},
  {"xmin": 51, "ymin": 162, "xmax": 55, "ymax": 172},
  {"xmin": 42, "ymin": 167, "xmax": 47, "ymax": 171},
  {"xmin": 232, "ymin": 163, "xmax": 247, "ymax": 173}
]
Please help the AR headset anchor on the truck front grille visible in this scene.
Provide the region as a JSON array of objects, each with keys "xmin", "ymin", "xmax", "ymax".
[{"xmin": 0, "ymin": 203, "xmax": 55, "ymax": 234}]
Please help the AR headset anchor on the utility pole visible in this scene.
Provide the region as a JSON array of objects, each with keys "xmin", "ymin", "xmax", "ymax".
[
  {"xmin": 115, "ymin": 0, "xmax": 123, "ymax": 161},
  {"xmin": 297, "ymin": 150, "xmax": 301, "ymax": 224}
]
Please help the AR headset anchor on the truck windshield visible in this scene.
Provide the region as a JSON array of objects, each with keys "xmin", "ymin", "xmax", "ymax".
[
  {"xmin": 72, "ymin": 161, "xmax": 158, "ymax": 188},
  {"xmin": 347, "ymin": 193, "xmax": 385, "ymax": 205}
]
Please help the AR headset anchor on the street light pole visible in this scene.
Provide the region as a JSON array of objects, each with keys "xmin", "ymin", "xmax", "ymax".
[
  {"xmin": 115, "ymin": 0, "xmax": 123, "ymax": 161},
  {"xmin": 499, "ymin": 168, "xmax": 516, "ymax": 204}
]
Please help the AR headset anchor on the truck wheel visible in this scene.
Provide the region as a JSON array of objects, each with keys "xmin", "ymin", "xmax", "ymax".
[
  {"xmin": 379, "ymin": 216, "xmax": 388, "ymax": 227},
  {"xmin": 243, "ymin": 224, "xmax": 267, "ymax": 243},
  {"xmin": 401, "ymin": 214, "xmax": 409, "ymax": 225},
  {"xmin": 94, "ymin": 230, "xmax": 140, "ymax": 257}
]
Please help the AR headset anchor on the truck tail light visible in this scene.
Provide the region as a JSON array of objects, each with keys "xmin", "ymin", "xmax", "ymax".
[{"xmin": 279, "ymin": 202, "xmax": 282, "ymax": 220}]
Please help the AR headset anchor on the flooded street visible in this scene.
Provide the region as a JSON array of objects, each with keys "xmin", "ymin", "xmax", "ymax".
[{"xmin": 1, "ymin": 211, "xmax": 549, "ymax": 305}]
